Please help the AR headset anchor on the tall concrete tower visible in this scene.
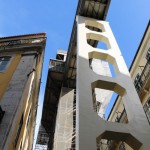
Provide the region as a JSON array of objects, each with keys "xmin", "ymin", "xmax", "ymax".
[{"xmin": 76, "ymin": 15, "xmax": 150, "ymax": 150}]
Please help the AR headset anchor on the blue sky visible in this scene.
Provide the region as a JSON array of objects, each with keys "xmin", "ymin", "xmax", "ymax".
[{"xmin": 1, "ymin": 0, "xmax": 150, "ymax": 147}]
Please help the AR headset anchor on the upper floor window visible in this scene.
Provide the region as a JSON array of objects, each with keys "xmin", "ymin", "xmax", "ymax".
[
  {"xmin": 143, "ymin": 97, "xmax": 150, "ymax": 124},
  {"xmin": 134, "ymin": 73, "xmax": 140, "ymax": 85},
  {"xmin": 0, "ymin": 105, "xmax": 5, "ymax": 123},
  {"xmin": 146, "ymin": 47, "xmax": 150, "ymax": 61},
  {"xmin": 134, "ymin": 73, "xmax": 143, "ymax": 93},
  {"xmin": 0, "ymin": 56, "xmax": 11, "ymax": 71}
]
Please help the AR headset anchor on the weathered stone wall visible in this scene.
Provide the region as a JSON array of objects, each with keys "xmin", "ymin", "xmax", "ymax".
[{"xmin": 0, "ymin": 54, "xmax": 35, "ymax": 150}]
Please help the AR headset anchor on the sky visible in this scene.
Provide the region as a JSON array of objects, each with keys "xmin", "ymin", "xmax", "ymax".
[{"xmin": 0, "ymin": 0, "xmax": 150, "ymax": 148}]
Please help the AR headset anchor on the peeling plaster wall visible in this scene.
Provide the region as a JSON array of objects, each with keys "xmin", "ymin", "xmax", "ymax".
[{"xmin": 0, "ymin": 54, "xmax": 35, "ymax": 150}]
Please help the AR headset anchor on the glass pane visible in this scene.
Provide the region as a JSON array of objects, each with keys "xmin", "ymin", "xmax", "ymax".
[
  {"xmin": 0, "ymin": 56, "xmax": 11, "ymax": 71},
  {"xmin": 144, "ymin": 98, "xmax": 150, "ymax": 124}
]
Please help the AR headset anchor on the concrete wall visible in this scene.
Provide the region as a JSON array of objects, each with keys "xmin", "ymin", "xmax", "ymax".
[
  {"xmin": 76, "ymin": 16, "xmax": 150, "ymax": 150},
  {"xmin": 53, "ymin": 87, "xmax": 75, "ymax": 150},
  {"xmin": 0, "ymin": 53, "xmax": 21, "ymax": 100}
]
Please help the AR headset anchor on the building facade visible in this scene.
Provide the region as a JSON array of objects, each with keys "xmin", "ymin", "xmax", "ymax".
[
  {"xmin": 36, "ymin": 0, "xmax": 150, "ymax": 150},
  {"xmin": 0, "ymin": 33, "xmax": 46, "ymax": 150}
]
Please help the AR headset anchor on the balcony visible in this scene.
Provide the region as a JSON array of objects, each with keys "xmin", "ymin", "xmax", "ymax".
[
  {"xmin": 50, "ymin": 59, "xmax": 65, "ymax": 73},
  {"xmin": 134, "ymin": 60, "xmax": 150, "ymax": 96},
  {"xmin": 143, "ymin": 98, "xmax": 150, "ymax": 124}
]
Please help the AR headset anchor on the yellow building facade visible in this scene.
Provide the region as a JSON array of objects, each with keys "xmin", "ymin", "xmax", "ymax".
[{"xmin": 0, "ymin": 33, "xmax": 46, "ymax": 150}]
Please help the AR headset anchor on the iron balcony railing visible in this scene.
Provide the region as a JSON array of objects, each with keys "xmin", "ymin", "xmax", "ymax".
[
  {"xmin": 134, "ymin": 61, "xmax": 150, "ymax": 95},
  {"xmin": 50, "ymin": 59, "xmax": 65, "ymax": 73}
]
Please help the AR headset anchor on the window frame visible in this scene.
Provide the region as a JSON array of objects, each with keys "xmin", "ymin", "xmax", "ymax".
[
  {"xmin": 143, "ymin": 97, "xmax": 150, "ymax": 125},
  {"xmin": 0, "ymin": 55, "xmax": 12, "ymax": 72},
  {"xmin": 146, "ymin": 47, "xmax": 150, "ymax": 61}
]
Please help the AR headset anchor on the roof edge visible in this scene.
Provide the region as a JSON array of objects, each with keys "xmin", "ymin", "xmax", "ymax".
[{"xmin": 0, "ymin": 32, "xmax": 46, "ymax": 40}]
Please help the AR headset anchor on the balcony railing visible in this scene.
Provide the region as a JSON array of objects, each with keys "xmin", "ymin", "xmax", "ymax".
[
  {"xmin": 143, "ymin": 98, "xmax": 150, "ymax": 125},
  {"xmin": 134, "ymin": 61, "xmax": 150, "ymax": 95},
  {"xmin": 115, "ymin": 109, "xmax": 127, "ymax": 123},
  {"xmin": 50, "ymin": 59, "xmax": 65, "ymax": 73}
]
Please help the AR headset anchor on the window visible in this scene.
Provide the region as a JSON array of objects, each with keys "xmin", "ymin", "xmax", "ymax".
[
  {"xmin": 14, "ymin": 114, "xmax": 23, "ymax": 148},
  {"xmin": 134, "ymin": 73, "xmax": 143, "ymax": 93},
  {"xmin": 143, "ymin": 97, "xmax": 150, "ymax": 124},
  {"xmin": 0, "ymin": 56, "xmax": 11, "ymax": 71},
  {"xmin": 0, "ymin": 106, "xmax": 5, "ymax": 123},
  {"xmin": 146, "ymin": 47, "xmax": 150, "ymax": 61},
  {"xmin": 134, "ymin": 74, "xmax": 140, "ymax": 85},
  {"xmin": 56, "ymin": 54, "xmax": 64, "ymax": 61}
]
